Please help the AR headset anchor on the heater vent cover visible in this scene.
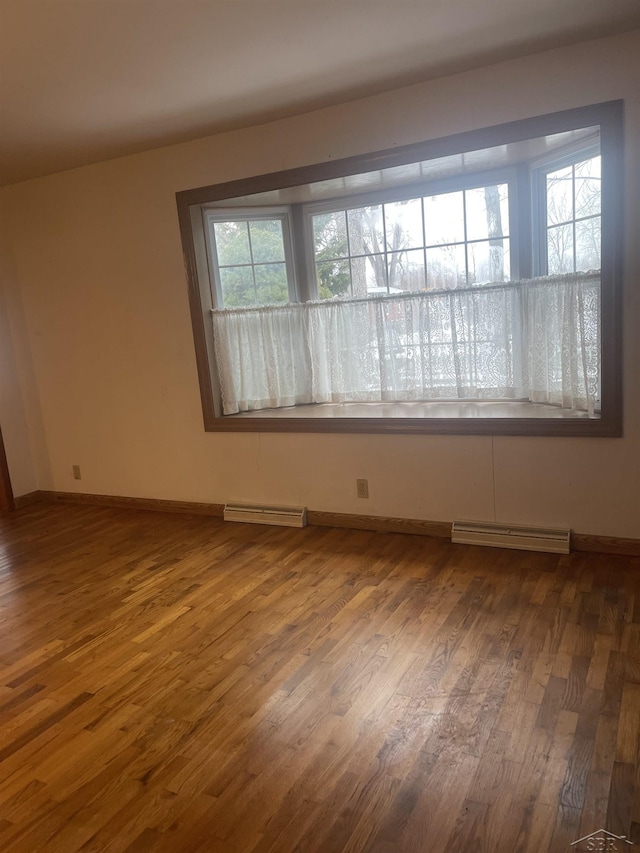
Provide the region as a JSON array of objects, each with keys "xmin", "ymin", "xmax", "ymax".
[
  {"xmin": 223, "ymin": 503, "xmax": 307, "ymax": 528},
  {"xmin": 452, "ymin": 521, "xmax": 570, "ymax": 554}
]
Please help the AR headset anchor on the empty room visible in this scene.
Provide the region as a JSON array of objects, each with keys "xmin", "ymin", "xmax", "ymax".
[{"xmin": 0, "ymin": 2, "xmax": 639, "ymax": 851}]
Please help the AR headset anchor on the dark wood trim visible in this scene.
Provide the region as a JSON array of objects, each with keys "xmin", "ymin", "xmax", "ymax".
[
  {"xmin": 0, "ymin": 425, "xmax": 14, "ymax": 512},
  {"xmin": 197, "ymin": 415, "xmax": 619, "ymax": 437},
  {"xmin": 24, "ymin": 490, "xmax": 640, "ymax": 556},
  {"xmin": 307, "ymin": 510, "xmax": 451, "ymax": 539},
  {"xmin": 13, "ymin": 491, "xmax": 42, "ymax": 509},
  {"xmin": 40, "ymin": 491, "xmax": 225, "ymax": 518},
  {"xmin": 176, "ymin": 100, "xmax": 624, "ymax": 438},
  {"xmin": 176, "ymin": 202, "xmax": 218, "ymax": 429},
  {"xmin": 599, "ymin": 99, "xmax": 625, "ymax": 438},
  {"xmin": 571, "ymin": 533, "xmax": 640, "ymax": 557}
]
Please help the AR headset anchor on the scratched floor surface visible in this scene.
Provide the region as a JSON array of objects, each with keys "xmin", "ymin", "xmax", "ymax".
[{"xmin": 0, "ymin": 502, "xmax": 638, "ymax": 852}]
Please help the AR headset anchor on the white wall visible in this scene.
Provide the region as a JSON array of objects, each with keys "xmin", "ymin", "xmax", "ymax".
[{"xmin": 1, "ymin": 30, "xmax": 639, "ymax": 537}]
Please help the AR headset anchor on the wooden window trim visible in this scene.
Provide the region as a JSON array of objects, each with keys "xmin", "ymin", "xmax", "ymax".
[{"xmin": 176, "ymin": 100, "xmax": 623, "ymax": 437}]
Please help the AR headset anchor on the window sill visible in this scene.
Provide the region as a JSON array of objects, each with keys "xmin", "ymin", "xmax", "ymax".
[
  {"xmin": 204, "ymin": 400, "xmax": 615, "ymax": 436},
  {"xmin": 235, "ymin": 400, "xmax": 594, "ymax": 420}
]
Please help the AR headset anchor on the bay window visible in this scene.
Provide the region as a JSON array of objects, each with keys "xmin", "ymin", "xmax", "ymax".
[{"xmin": 177, "ymin": 101, "xmax": 623, "ymax": 436}]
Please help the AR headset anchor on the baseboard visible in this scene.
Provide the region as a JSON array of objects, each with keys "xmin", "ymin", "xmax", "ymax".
[
  {"xmin": 307, "ymin": 509, "xmax": 451, "ymax": 539},
  {"xmin": 14, "ymin": 490, "xmax": 43, "ymax": 509},
  {"xmin": 570, "ymin": 533, "xmax": 640, "ymax": 557},
  {"xmin": 39, "ymin": 490, "xmax": 226, "ymax": 517},
  {"xmin": 13, "ymin": 490, "xmax": 640, "ymax": 557}
]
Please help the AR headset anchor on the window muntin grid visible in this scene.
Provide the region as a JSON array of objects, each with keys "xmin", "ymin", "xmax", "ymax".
[
  {"xmin": 208, "ymin": 215, "xmax": 295, "ymax": 308},
  {"xmin": 544, "ymin": 155, "xmax": 601, "ymax": 275},
  {"xmin": 310, "ymin": 183, "xmax": 510, "ymax": 299}
]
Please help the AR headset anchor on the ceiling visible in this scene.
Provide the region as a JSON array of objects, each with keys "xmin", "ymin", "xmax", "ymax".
[{"xmin": 1, "ymin": 1, "xmax": 639, "ymax": 187}]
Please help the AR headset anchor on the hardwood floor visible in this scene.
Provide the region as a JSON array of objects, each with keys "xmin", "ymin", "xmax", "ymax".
[{"xmin": 0, "ymin": 502, "xmax": 638, "ymax": 852}]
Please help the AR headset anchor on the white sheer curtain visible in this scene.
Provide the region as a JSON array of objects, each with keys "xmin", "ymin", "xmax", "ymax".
[
  {"xmin": 523, "ymin": 274, "xmax": 600, "ymax": 415},
  {"xmin": 212, "ymin": 305, "xmax": 311, "ymax": 412},
  {"xmin": 212, "ymin": 272, "xmax": 600, "ymax": 416}
]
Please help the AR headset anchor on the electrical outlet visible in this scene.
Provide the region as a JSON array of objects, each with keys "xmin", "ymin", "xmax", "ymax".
[
  {"xmin": 72, "ymin": 465, "xmax": 81, "ymax": 480},
  {"xmin": 356, "ymin": 478, "xmax": 369, "ymax": 499}
]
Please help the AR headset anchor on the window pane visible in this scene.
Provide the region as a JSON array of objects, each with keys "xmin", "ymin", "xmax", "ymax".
[
  {"xmin": 249, "ymin": 220, "xmax": 285, "ymax": 263},
  {"xmin": 546, "ymin": 166, "xmax": 573, "ymax": 226},
  {"xmin": 254, "ymin": 263, "xmax": 289, "ymax": 304},
  {"xmin": 424, "ymin": 191, "xmax": 465, "ymax": 245},
  {"xmin": 426, "ymin": 244, "xmax": 466, "ymax": 289},
  {"xmin": 313, "ymin": 211, "xmax": 348, "ymax": 259},
  {"xmin": 347, "ymin": 205, "xmax": 383, "ymax": 256},
  {"xmin": 465, "ymin": 185, "xmax": 509, "ymax": 241},
  {"xmin": 214, "ymin": 221, "xmax": 251, "ymax": 266},
  {"xmin": 467, "ymin": 240, "xmax": 510, "ymax": 285},
  {"xmin": 387, "ymin": 249, "xmax": 425, "ymax": 292},
  {"xmin": 575, "ymin": 158, "xmax": 601, "ymax": 219},
  {"xmin": 547, "ymin": 223, "xmax": 574, "ymax": 274},
  {"xmin": 575, "ymin": 155, "xmax": 600, "ymax": 180},
  {"xmin": 317, "ymin": 259, "xmax": 351, "ymax": 299},
  {"xmin": 219, "ymin": 265, "xmax": 255, "ymax": 307},
  {"xmin": 351, "ymin": 254, "xmax": 385, "ymax": 296},
  {"xmin": 575, "ymin": 217, "xmax": 601, "ymax": 271},
  {"xmin": 384, "ymin": 198, "xmax": 423, "ymax": 251}
]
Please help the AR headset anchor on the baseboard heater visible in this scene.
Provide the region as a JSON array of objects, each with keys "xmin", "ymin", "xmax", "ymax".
[
  {"xmin": 223, "ymin": 503, "xmax": 307, "ymax": 528},
  {"xmin": 451, "ymin": 521, "xmax": 570, "ymax": 554}
]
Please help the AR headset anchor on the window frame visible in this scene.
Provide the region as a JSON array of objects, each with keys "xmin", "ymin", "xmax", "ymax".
[
  {"xmin": 531, "ymin": 145, "xmax": 601, "ymax": 278},
  {"xmin": 176, "ymin": 100, "xmax": 623, "ymax": 437},
  {"xmin": 204, "ymin": 206, "xmax": 298, "ymax": 308}
]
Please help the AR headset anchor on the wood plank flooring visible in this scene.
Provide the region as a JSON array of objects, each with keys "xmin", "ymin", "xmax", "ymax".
[{"xmin": 0, "ymin": 502, "xmax": 638, "ymax": 852}]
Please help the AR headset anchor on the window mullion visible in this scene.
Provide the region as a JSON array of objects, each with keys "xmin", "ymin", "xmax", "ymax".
[
  {"xmin": 572, "ymin": 164, "xmax": 577, "ymax": 273},
  {"xmin": 290, "ymin": 205, "xmax": 310, "ymax": 302},
  {"xmin": 513, "ymin": 165, "xmax": 531, "ymax": 280},
  {"xmin": 462, "ymin": 190, "xmax": 469, "ymax": 285},
  {"xmin": 381, "ymin": 204, "xmax": 390, "ymax": 294},
  {"xmin": 244, "ymin": 222, "xmax": 258, "ymax": 303},
  {"xmin": 421, "ymin": 197, "xmax": 428, "ymax": 290},
  {"xmin": 344, "ymin": 210, "xmax": 354, "ymax": 297}
]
